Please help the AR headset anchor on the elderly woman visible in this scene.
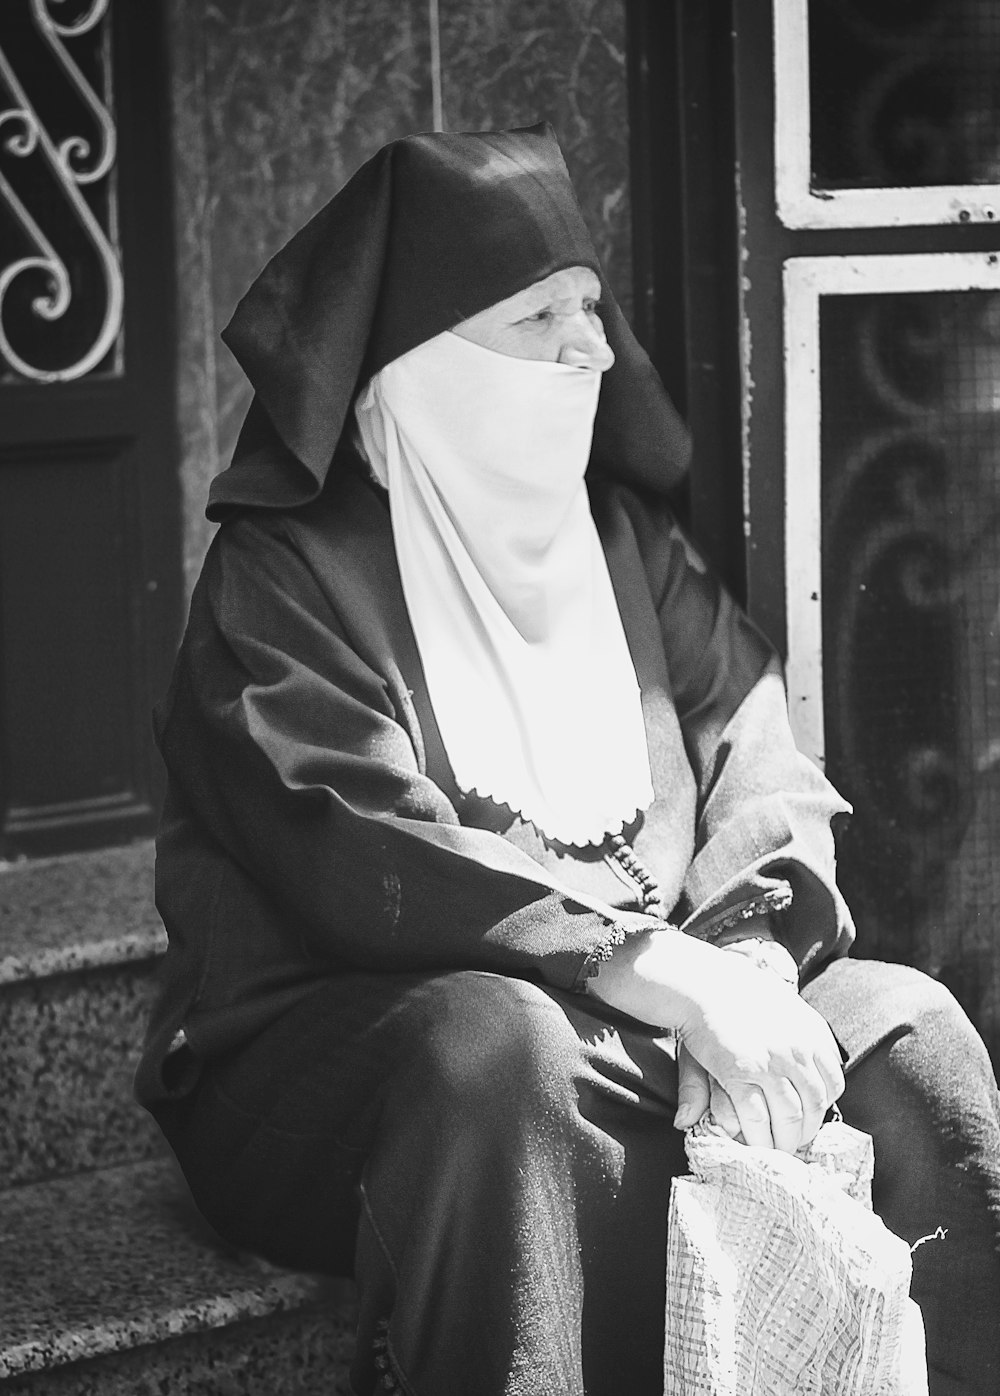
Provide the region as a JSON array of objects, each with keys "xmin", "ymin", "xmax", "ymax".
[{"xmin": 139, "ymin": 125, "xmax": 1000, "ymax": 1395}]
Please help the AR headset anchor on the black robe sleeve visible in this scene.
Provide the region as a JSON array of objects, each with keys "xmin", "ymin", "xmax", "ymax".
[{"xmin": 618, "ymin": 490, "xmax": 855, "ymax": 976}]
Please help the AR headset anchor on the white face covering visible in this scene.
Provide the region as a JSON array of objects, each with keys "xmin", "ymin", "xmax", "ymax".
[{"xmin": 355, "ymin": 330, "xmax": 653, "ymax": 847}]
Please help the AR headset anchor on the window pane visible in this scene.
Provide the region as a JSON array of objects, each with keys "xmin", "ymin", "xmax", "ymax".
[
  {"xmin": 820, "ymin": 288, "xmax": 1000, "ymax": 1029},
  {"xmin": 809, "ymin": 0, "xmax": 1000, "ymax": 188}
]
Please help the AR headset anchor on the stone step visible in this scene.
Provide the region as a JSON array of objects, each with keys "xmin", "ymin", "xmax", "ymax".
[
  {"xmin": 0, "ymin": 844, "xmax": 167, "ymax": 1187},
  {"xmin": 0, "ymin": 1157, "xmax": 356, "ymax": 1394}
]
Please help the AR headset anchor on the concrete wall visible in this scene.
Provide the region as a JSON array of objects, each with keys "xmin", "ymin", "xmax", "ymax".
[{"xmin": 167, "ymin": 0, "xmax": 631, "ymax": 595}]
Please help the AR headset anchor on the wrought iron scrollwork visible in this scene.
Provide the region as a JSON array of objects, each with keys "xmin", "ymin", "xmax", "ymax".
[
  {"xmin": 822, "ymin": 291, "xmax": 1000, "ymax": 967},
  {"xmin": 0, "ymin": 0, "xmax": 122, "ymax": 383},
  {"xmin": 810, "ymin": 0, "xmax": 1000, "ymax": 187},
  {"xmin": 827, "ymin": 431, "xmax": 964, "ymax": 856}
]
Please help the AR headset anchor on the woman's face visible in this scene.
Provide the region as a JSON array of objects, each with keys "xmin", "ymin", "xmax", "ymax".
[{"xmin": 452, "ymin": 266, "xmax": 615, "ymax": 371}]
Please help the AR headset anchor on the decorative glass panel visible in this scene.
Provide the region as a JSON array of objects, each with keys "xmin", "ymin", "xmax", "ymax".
[
  {"xmin": 0, "ymin": 0, "xmax": 122, "ymax": 384},
  {"xmin": 809, "ymin": 0, "xmax": 1000, "ymax": 190},
  {"xmin": 773, "ymin": 2, "xmax": 1000, "ymax": 227},
  {"xmin": 818, "ymin": 287, "xmax": 1000, "ymax": 1022}
]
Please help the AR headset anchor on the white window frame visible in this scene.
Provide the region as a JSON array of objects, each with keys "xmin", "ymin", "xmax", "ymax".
[
  {"xmin": 774, "ymin": 1, "xmax": 1000, "ymax": 230},
  {"xmin": 783, "ymin": 251, "xmax": 1000, "ymax": 767}
]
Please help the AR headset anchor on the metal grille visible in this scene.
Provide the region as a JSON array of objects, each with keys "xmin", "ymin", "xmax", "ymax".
[
  {"xmin": 809, "ymin": 0, "xmax": 1000, "ymax": 188},
  {"xmin": 0, "ymin": 0, "xmax": 121, "ymax": 384},
  {"xmin": 819, "ymin": 288, "xmax": 1000, "ymax": 1032}
]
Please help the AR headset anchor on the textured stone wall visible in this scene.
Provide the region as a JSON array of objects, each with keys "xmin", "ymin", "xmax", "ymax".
[{"xmin": 167, "ymin": 0, "xmax": 631, "ymax": 595}]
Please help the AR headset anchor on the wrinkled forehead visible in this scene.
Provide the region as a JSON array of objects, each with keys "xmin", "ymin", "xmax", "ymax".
[
  {"xmin": 511, "ymin": 266, "xmax": 603, "ymax": 304},
  {"xmin": 363, "ymin": 125, "xmax": 602, "ymax": 376},
  {"xmin": 457, "ymin": 267, "xmax": 604, "ymax": 336}
]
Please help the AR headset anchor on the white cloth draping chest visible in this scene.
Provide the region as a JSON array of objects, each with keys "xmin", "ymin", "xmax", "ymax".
[{"xmin": 354, "ymin": 331, "xmax": 653, "ymax": 847}]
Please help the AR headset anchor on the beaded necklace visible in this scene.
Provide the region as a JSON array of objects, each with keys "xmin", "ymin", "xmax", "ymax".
[{"xmin": 608, "ymin": 833, "xmax": 661, "ymax": 911}]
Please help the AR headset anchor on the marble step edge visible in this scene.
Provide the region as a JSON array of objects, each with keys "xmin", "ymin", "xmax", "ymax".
[
  {"xmin": 0, "ymin": 925, "xmax": 166, "ymax": 989},
  {"xmin": 0, "ymin": 1159, "xmax": 355, "ymax": 1383},
  {"xmin": 0, "ymin": 842, "xmax": 164, "ymax": 988},
  {"xmin": 0, "ymin": 1270, "xmax": 343, "ymax": 1383}
]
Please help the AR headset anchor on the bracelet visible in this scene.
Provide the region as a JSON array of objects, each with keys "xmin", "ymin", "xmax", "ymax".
[{"xmin": 721, "ymin": 936, "xmax": 799, "ymax": 988}]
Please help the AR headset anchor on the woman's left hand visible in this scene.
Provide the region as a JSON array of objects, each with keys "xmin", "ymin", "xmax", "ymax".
[{"xmin": 673, "ymin": 962, "xmax": 833, "ymax": 1150}]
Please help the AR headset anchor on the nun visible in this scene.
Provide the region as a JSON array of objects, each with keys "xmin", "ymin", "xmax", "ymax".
[{"xmin": 139, "ymin": 124, "xmax": 1000, "ymax": 1395}]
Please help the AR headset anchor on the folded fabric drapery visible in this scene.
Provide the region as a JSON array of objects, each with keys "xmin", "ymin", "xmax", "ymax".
[{"xmin": 664, "ymin": 1117, "xmax": 928, "ymax": 1394}]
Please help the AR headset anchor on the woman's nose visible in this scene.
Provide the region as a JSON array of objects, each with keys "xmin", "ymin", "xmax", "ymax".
[{"xmin": 558, "ymin": 316, "xmax": 615, "ymax": 371}]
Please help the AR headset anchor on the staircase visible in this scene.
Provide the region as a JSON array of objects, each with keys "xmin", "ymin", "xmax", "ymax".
[{"xmin": 0, "ymin": 843, "xmax": 357, "ymax": 1393}]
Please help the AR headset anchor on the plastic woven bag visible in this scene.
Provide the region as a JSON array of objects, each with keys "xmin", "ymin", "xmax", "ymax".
[{"xmin": 664, "ymin": 1117, "xmax": 928, "ymax": 1395}]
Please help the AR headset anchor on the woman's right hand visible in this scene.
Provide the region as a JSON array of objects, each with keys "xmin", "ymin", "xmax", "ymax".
[{"xmin": 588, "ymin": 926, "xmax": 844, "ymax": 1153}]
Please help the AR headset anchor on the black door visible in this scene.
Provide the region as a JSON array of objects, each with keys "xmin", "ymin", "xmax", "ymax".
[{"xmin": 0, "ymin": 0, "xmax": 181, "ymax": 857}]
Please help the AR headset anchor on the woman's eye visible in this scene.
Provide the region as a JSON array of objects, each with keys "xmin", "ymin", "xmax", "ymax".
[
  {"xmin": 584, "ymin": 299, "xmax": 604, "ymax": 315},
  {"xmin": 521, "ymin": 308, "xmax": 553, "ymax": 324}
]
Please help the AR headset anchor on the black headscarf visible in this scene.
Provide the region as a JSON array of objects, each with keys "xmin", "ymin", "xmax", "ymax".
[{"xmin": 208, "ymin": 122, "xmax": 691, "ymax": 520}]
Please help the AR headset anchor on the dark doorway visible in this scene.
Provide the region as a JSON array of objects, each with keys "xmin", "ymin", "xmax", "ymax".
[{"xmin": 0, "ymin": 1, "xmax": 182, "ymax": 857}]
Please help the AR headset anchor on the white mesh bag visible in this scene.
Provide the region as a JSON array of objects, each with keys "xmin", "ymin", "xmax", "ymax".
[{"xmin": 664, "ymin": 1118, "xmax": 928, "ymax": 1395}]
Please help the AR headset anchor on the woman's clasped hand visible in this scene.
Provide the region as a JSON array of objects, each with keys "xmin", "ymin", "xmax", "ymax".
[{"xmin": 590, "ymin": 925, "xmax": 845, "ymax": 1153}]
